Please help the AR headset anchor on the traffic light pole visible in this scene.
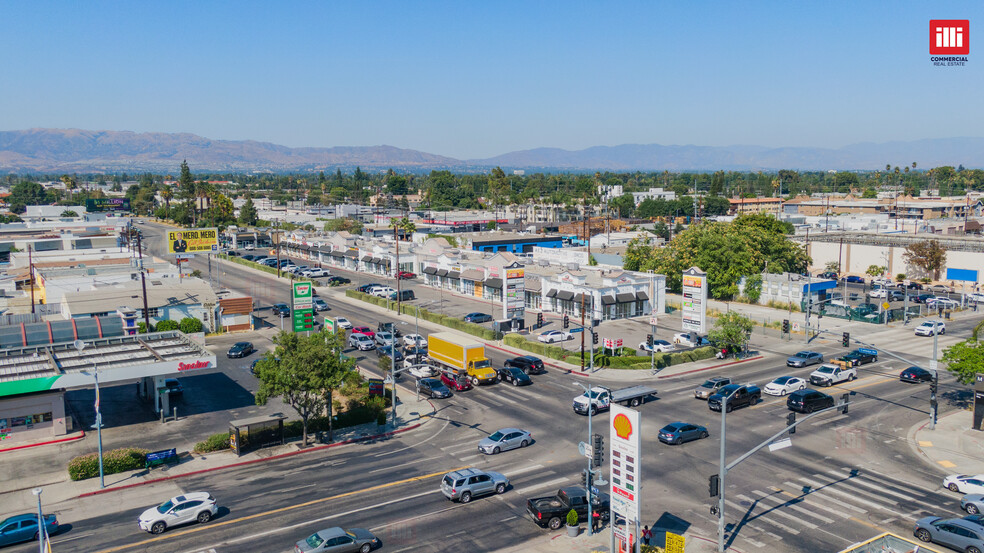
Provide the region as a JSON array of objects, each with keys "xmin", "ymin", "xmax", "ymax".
[{"xmin": 573, "ymin": 382, "xmax": 594, "ymax": 535}]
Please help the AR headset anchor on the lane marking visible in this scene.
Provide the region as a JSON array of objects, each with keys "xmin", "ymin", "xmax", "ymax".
[
  {"xmin": 938, "ymin": 460, "xmax": 957, "ymax": 468},
  {"xmin": 367, "ymin": 455, "xmax": 442, "ymax": 474},
  {"xmin": 94, "ymin": 466, "xmax": 467, "ymax": 553},
  {"xmin": 510, "ymin": 477, "xmax": 570, "ymax": 497}
]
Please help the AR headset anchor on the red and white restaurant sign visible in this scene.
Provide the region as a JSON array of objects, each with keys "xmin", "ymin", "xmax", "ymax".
[{"xmin": 603, "ymin": 338, "xmax": 624, "ymax": 349}]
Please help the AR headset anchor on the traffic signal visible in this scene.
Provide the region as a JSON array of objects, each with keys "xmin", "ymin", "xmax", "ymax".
[
  {"xmin": 592, "ymin": 331, "xmax": 599, "ymax": 345},
  {"xmin": 563, "ymin": 315, "xmax": 569, "ymax": 329},
  {"xmin": 646, "ymin": 334, "xmax": 654, "ymax": 348},
  {"xmin": 709, "ymin": 474, "xmax": 720, "ymax": 498},
  {"xmin": 580, "ymin": 469, "xmax": 589, "ymax": 488},
  {"xmin": 536, "ymin": 313, "xmax": 543, "ymax": 328},
  {"xmin": 787, "ymin": 412, "xmax": 796, "ymax": 434},
  {"xmin": 591, "ymin": 433, "xmax": 604, "ymax": 469},
  {"xmin": 782, "ymin": 319, "xmax": 790, "ymax": 334},
  {"xmin": 930, "ymin": 373, "xmax": 939, "ymax": 397},
  {"xmin": 842, "ymin": 332, "xmax": 850, "ymax": 347},
  {"xmin": 841, "ymin": 393, "xmax": 850, "ymax": 414}
]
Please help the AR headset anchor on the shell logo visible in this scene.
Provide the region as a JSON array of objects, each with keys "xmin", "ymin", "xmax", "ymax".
[{"xmin": 612, "ymin": 413, "xmax": 633, "ymax": 440}]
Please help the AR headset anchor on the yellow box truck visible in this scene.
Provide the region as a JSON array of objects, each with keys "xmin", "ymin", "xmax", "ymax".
[{"xmin": 427, "ymin": 332, "xmax": 498, "ymax": 386}]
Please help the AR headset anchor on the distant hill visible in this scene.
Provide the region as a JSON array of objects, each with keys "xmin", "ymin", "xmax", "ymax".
[
  {"xmin": 0, "ymin": 128, "xmax": 459, "ymax": 173},
  {"xmin": 0, "ymin": 128, "xmax": 981, "ymax": 173}
]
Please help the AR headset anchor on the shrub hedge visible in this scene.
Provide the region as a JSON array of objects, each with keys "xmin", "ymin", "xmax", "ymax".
[
  {"xmin": 345, "ymin": 290, "xmax": 503, "ymax": 341},
  {"xmin": 193, "ymin": 432, "xmax": 231, "ymax": 454},
  {"xmin": 68, "ymin": 447, "xmax": 150, "ymax": 481},
  {"xmin": 502, "ymin": 334, "xmax": 716, "ymax": 370}
]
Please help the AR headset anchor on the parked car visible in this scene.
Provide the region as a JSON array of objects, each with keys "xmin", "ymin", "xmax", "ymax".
[
  {"xmin": 440, "ymin": 370, "xmax": 473, "ymax": 391},
  {"xmin": 403, "ymin": 334, "xmax": 426, "ymax": 348},
  {"xmin": 658, "ymin": 422, "xmax": 709, "ymax": 445},
  {"xmin": 911, "ymin": 293, "xmax": 935, "ymax": 303},
  {"xmin": 241, "ymin": 254, "xmax": 256, "ymax": 261},
  {"xmin": 869, "ymin": 288, "xmax": 889, "ymax": 298},
  {"xmin": 370, "ymin": 286, "xmax": 395, "ymax": 298},
  {"xmin": 227, "ymin": 341, "xmax": 255, "ymax": 358},
  {"xmin": 913, "ymin": 516, "xmax": 984, "ymax": 552},
  {"xmin": 311, "ymin": 298, "xmax": 330, "ymax": 312},
  {"xmin": 0, "ymin": 513, "xmax": 59, "ymax": 546},
  {"xmin": 945, "ymin": 475, "xmax": 984, "ymax": 495},
  {"xmin": 927, "ymin": 296, "xmax": 959, "ymax": 309},
  {"xmin": 673, "ymin": 332, "xmax": 710, "ymax": 347},
  {"xmin": 293, "ymin": 526, "xmax": 379, "ymax": 553},
  {"xmin": 302, "ymin": 268, "xmax": 330, "ymax": 278},
  {"xmin": 272, "ymin": 303, "xmax": 291, "ymax": 317},
  {"xmin": 928, "ymin": 284, "xmax": 953, "ymax": 294},
  {"xmin": 335, "ymin": 316, "xmax": 353, "ymax": 329},
  {"xmin": 504, "ymin": 355, "xmax": 546, "ymax": 375},
  {"xmin": 496, "ymin": 366, "xmax": 532, "ymax": 386},
  {"xmin": 164, "ymin": 378, "xmax": 183, "ymax": 399},
  {"xmin": 464, "ymin": 312, "xmax": 493, "ymax": 323},
  {"xmin": 786, "ymin": 389, "xmax": 835, "ymax": 413},
  {"xmin": 900, "ymin": 366, "xmax": 934, "ymax": 383},
  {"xmin": 388, "ymin": 289, "xmax": 416, "ymax": 301},
  {"xmin": 763, "ymin": 376, "xmax": 807, "ymax": 396},
  {"xmin": 325, "ymin": 276, "xmax": 351, "ymax": 286},
  {"xmin": 817, "ymin": 271, "xmax": 838, "ymax": 279},
  {"xmin": 842, "ymin": 275, "xmax": 865, "ymax": 284},
  {"xmin": 537, "ymin": 330, "xmax": 571, "ymax": 343},
  {"xmin": 441, "ymin": 468, "xmax": 509, "ymax": 503},
  {"xmin": 138, "ymin": 492, "xmax": 217, "ymax": 534},
  {"xmin": 357, "ymin": 283, "xmax": 381, "ymax": 294},
  {"xmin": 638, "ymin": 339, "xmax": 675, "ymax": 353},
  {"xmin": 915, "ymin": 321, "xmax": 946, "ymax": 336},
  {"xmin": 242, "ymin": 243, "xmax": 254, "ymax": 251},
  {"xmin": 416, "ymin": 377, "xmax": 452, "ymax": 399},
  {"xmin": 898, "ymin": 281, "xmax": 925, "ymax": 290},
  {"xmin": 347, "ymin": 334, "xmax": 375, "ymax": 351},
  {"xmin": 786, "ymin": 351, "xmax": 824, "ymax": 368},
  {"xmin": 479, "ymin": 428, "xmax": 533, "ymax": 454},
  {"xmin": 887, "ymin": 289, "xmax": 906, "ymax": 301},
  {"xmin": 396, "ymin": 271, "xmax": 416, "ymax": 280},
  {"xmin": 351, "ymin": 326, "xmax": 375, "ymax": 338},
  {"xmin": 970, "ymin": 293, "xmax": 984, "ymax": 304}
]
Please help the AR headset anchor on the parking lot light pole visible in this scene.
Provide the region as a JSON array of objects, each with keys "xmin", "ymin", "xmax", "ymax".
[
  {"xmin": 391, "ymin": 334, "xmax": 397, "ymax": 428},
  {"xmin": 717, "ymin": 387, "xmax": 741, "ymax": 552},
  {"xmin": 74, "ymin": 340, "xmax": 104, "ymax": 489},
  {"xmin": 33, "ymin": 487, "xmax": 43, "ymax": 553},
  {"xmin": 572, "ymin": 382, "xmax": 594, "ymax": 536}
]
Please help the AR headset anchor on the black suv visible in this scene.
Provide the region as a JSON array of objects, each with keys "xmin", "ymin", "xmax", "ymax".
[
  {"xmin": 496, "ymin": 366, "xmax": 532, "ymax": 386},
  {"xmin": 272, "ymin": 303, "xmax": 290, "ymax": 317},
  {"xmin": 786, "ymin": 389, "xmax": 834, "ymax": 413},
  {"xmin": 504, "ymin": 355, "xmax": 545, "ymax": 374},
  {"xmin": 840, "ymin": 349, "xmax": 877, "ymax": 367}
]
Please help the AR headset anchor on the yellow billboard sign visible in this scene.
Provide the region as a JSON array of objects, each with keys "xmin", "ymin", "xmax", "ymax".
[{"xmin": 167, "ymin": 228, "xmax": 219, "ymax": 254}]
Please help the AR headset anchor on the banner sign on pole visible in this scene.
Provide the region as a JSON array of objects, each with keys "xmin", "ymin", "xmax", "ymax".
[
  {"xmin": 167, "ymin": 228, "xmax": 219, "ymax": 254},
  {"xmin": 610, "ymin": 404, "xmax": 641, "ymax": 552},
  {"xmin": 682, "ymin": 267, "xmax": 708, "ymax": 334}
]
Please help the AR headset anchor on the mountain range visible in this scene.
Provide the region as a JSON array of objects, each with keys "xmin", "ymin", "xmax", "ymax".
[{"xmin": 0, "ymin": 128, "xmax": 981, "ymax": 173}]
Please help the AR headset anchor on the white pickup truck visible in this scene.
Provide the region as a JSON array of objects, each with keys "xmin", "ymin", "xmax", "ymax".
[
  {"xmin": 809, "ymin": 363, "xmax": 857, "ymax": 386},
  {"xmin": 572, "ymin": 385, "xmax": 658, "ymax": 414}
]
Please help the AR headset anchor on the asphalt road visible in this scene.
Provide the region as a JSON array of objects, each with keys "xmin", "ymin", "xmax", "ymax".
[{"xmin": 38, "ymin": 220, "xmax": 976, "ymax": 553}]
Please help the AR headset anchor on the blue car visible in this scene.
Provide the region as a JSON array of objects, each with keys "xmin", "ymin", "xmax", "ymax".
[
  {"xmin": 658, "ymin": 422, "xmax": 709, "ymax": 445},
  {"xmin": 464, "ymin": 312, "xmax": 493, "ymax": 323},
  {"xmin": 0, "ymin": 514, "xmax": 59, "ymax": 546},
  {"xmin": 842, "ymin": 275, "xmax": 865, "ymax": 284}
]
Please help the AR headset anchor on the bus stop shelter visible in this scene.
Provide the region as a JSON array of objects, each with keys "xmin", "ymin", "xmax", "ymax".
[{"xmin": 229, "ymin": 414, "xmax": 287, "ymax": 456}]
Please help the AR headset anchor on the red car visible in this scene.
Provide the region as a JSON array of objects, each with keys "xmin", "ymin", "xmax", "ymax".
[
  {"xmin": 352, "ymin": 326, "xmax": 375, "ymax": 338},
  {"xmin": 396, "ymin": 271, "xmax": 416, "ymax": 280},
  {"xmin": 440, "ymin": 370, "xmax": 472, "ymax": 391}
]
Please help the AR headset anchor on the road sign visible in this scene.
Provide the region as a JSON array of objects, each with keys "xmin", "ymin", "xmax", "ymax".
[
  {"xmin": 929, "ymin": 360, "xmax": 939, "ymax": 372},
  {"xmin": 569, "ymin": 327, "xmax": 584, "ymax": 333},
  {"xmin": 792, "ymin": 322, "xmax": 800, "ymax": 332},
  {"xmin": 769, "ymin": 437, "xmax": 792, "ymax": 452},
  {"xmin": 882, "ymin": 302, "xmax": 891, "ymax": 310},
  {"xmin": 649, "ymin": 317, "xmax": 658, "ymax": 326},
  {"xmin": 578, "ymin": 441, "xmax": 594, "ymax": 457},
  {"xmin": 665, "ymin": 532, "xmax": 685, "ymax": 553},
  {"xmin": 858, "ymin": 348, "xmax": 878, "ymax": 355}
]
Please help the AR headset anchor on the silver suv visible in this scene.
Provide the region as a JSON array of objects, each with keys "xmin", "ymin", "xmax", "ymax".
[{"xmin": 440, "ymin": 468, "xmax": 509, "ymax": 503}]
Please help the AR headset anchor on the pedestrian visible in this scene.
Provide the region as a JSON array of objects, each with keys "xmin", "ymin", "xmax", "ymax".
[
  {"xmin": 642, "ymin": 525, "xmax": 652, "ymax": 545},
  {"xmin": 592, "ymin": 511, "xmax": 602, "ymax": 532}
]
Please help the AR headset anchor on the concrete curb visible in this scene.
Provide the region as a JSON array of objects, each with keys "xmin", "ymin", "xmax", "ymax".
[
  {"xmin": 657, "ymin": 356, "xmax": 765, "ymax": 379},
  {"xmin": 77, "ymin": 421, "xmax": 423, "ymax": 498},
  {"xmin": 905, "ymin": 419, "xmax": 936, "ymax": 473},
  {"xmin": 0, "ymin": 430, "xmax": 86, "ymax": 453}
]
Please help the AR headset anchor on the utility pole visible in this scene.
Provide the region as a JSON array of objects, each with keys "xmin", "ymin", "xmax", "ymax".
[
  {"xmin": 390, "ymin": 342, "xmax": 398, "ymax": 427},
  {"xmin": 394, "ymin": 223, "xmax": 402, "ymax": 314},
  {"xmin": 28, "ymin": 244, "xmax": 35, "ymax": 314},
  {"xmin": 930, "ymin": 321, "xmax": 940, "ymax": 430},
  {"xmin": 716, "ymin": 388, "xmax": 740, "ymax": 553},
  {"xmin": 136, "ymin": 232, "xmax": 150, "ymax": 329},
  {"xmin": 580, "ymin": 293, "xmax": 586, "ymax": 373},
  {"xmin": 573, "ymin": 382, "xmax": 595, "ymax": 536}
]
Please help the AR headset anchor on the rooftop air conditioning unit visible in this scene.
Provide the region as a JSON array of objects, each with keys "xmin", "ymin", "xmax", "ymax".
[
  {"xmin": 538, "ymin": 260, "xmax": 550, "ymax": 267},
  {"xmin": 566, "ymin": 263, "xmax": 580, "ymax": 271}
]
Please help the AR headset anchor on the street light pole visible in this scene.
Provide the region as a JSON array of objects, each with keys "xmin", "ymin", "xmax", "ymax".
[
  {"xmin": 32, "ymin": 487, "xmax": 43, "ymax": 553},
  {"xmin": 930, "ymin": 321, "xmax": 940, "ymax": 430},
  {"xmin": 74, "ymin": 340, "xmax": 104, "ymax": 488},
  {"xmin": 573, "ymin": 382, "xmax": 594, "ymax": 536},
  {"xmin": 717, "ymin": 387, "xmax": 740, "ymax": 553},
  {"xmin": 390, "ymin": 334, "xmax": 397, "ymax": 428}
]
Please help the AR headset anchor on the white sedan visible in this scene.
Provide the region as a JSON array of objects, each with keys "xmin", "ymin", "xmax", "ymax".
[
  {"xmin": 405, "ymin": 363, "xmax": 437, "ymax": 379},
  {"xmin": 927, "ymin": 296, "xmax": 958, "ymax": 308},
  {"xmin": 638, "ymin": 340, "xmax": 675, "ymax": 353},
  {"xmin": 403, "ymin": 334, "xmax": 426, "ymax": 347},
  {"xmin": 869, "ymin": 289, "xmax": 889, "ymax": 298},
  {"xmin": 538, "ymin": 330, "xmax": 572, "ymax": 343},
  {"xmin": 764, "ymin": 376, "xmax": 807, "ymax": 396},
  {"xmin": 335, "ymin": 317, "xmax": 353, "ymax": 329},
  {"xmin": 944, "ymin": 474, "xmax": 984, "ymax": 494},
  {"xmin": 301, "ymin": 268, "xmax": 329, "ymax": 278}
]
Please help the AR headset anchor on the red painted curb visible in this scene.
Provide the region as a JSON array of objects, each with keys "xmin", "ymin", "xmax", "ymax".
[
  {"xmin": 77, "ymin": 422, "xmax": 422, "ymax": 498},
  {"xmin": 0, "ymin": 430, "xmax": 86, "ymax": 453},
  {"xmin": 657, "ymin": 356, "xmax": 764, "ymax": 379}
]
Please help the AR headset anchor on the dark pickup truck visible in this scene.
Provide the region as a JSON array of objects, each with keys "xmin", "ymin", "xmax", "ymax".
[
  {"xmin": 707, "ymin": 384, "xmax": 761, "ymax": 413},
  {"xmin": 377, "ymin": 321, "xmax": 402, "ymax": 337},
  {"xmin": 527, "ymin": 486, "xmax": 610, "ymax": 530}
]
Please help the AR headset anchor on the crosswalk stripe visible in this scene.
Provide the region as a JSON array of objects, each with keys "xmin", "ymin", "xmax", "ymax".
[
  {"xmin": 825, "ymin": 469, "xmax": 921, "ymax": 503},
  {"xmin": 783, "ymin": 481, "xmax": 867, "ymax": 514},
  {"xmin": 774, "ymin": 484, "xmax": 860, "ymax": 519},
  {"xmin": 750, "ymin": 490, "xmax": 836, "ymax": 524},
  {"xmin": 510, "ymin": 477, "xmax": 569, "ymax": 497},
  {"xmin": 478, "ymin": 396, "xmax": 504, "ymax": 407},
  {"xmin": 736, "ymin": 494, "xmax": 818, "ymax": 529},
  {"xmin": 798, "ymin": 477, "xmax": 886, "ymax": 511},
  {"xmin": 491, "ymin": 393, "xmax": 523, "ymax": 407},
  {"xmin": 724, "ymin": 498, "xmax": 801, "ymax": 535},
  {"xmin": 838, "ymin": 467, "xmax": 954, "ymax": 502},
  {"xmin": 502, "ymin": 464, "xmax": 545, "ymax": 477}
]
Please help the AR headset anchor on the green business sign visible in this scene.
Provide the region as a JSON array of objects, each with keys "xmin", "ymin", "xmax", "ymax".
[
  {"xmin": 325, "ymin": 318, "xmax": 337, "ymax": 334},
  {"xmin": 293, "ymin": 308, "xmax": 315, "ymax": 332},
  {"xmin": 291, "ymin": 282, "xmax": 315, "ymax": 332}
]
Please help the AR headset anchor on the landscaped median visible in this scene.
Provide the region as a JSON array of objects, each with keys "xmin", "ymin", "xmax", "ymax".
[
  {"xmin": 502, "ymin": 334, "xmax": 717, "ymax": 370},
  {"xmin": 216, "ymin": 253, "xmax": 316, "ymax": 282},
  {"xmin": 345, "ymin": 290, "xmax": 503, "ymax": 341}
]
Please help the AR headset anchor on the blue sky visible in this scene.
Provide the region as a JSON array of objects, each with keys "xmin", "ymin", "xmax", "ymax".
[{"xmin": 1, "ymin": 1, "xmax": 981, "ymax": 159}]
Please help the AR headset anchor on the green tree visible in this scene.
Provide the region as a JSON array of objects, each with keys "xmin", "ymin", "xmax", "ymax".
[
  {"xmin": 323, "ymin": 218, "xmax": 364, "ymax": 234},
  {"xmin": 743, "ymin": 274, "xmax": 763, "ymax": 303},
  {"xmin": 8, "ymin": 180, "xmax": 53, "ymax": 213},
  {"xmin": 610, "ymin": 193, "xmax": 636, "ymax": 218},
  {"xmin": 155, "ymin": 319, "xmax": 180, "ymax": 331},
  {"xmin": 903, "ymin": 239, "xmax": 947, "ymax": 280},
  {"xmin": 650, "ymin": 222, "xmax": 670, "ymax": 241},
  {"xmin": 942, "ymin": 339, "xmax": 984, "ymax": 385},
  {"xmin": 708, "ymin": 312, "xmax": 754, "ymax": 354},
  {"xmin": 239, "ymin": 195, "xmax": 259, "ymax": 226},
  {"xmin": 254, "ymin": 330, "xmax": 353, "ymax": 446},
  {"xmin": 179, "ymin": 317, "xmax": 204, "ymax": 334},
  {"xmin": 861, "ymin": 188, "xmax": 877, "ymax": 198},
  {"xmin": 866, "ymin": 265, "xmax": 887, "ymax": 278},
  {"xmin": 824, "ymin": 261, "xmax": 841, "ymax": 273}
]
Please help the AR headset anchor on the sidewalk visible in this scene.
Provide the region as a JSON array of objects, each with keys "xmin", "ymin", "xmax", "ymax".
[
  {"xmin": 498, "ymin": 526, "xmax": 737, "ymax": 553},
  {"xmin": 909, "ymin": 409, "xmax": 984, "ymax": 475},
  {"xmin": 0, "ymin": 392, "xmax": 435, "ymax": 520}
]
